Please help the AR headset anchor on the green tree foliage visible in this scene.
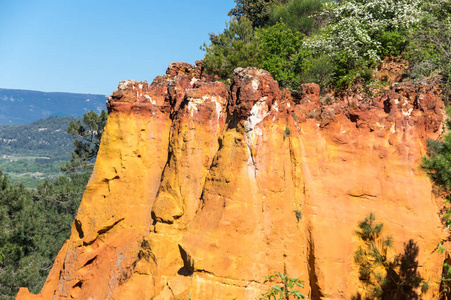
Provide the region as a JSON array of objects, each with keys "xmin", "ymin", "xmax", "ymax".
[
  {"xmin": 422, "ymin": 128, "xmax": 451, "ymax": 206},
  {"xmin": 268, "ymin": 0, "xmax": 326, "ymax": 34},
  {"xmin": 438, "ymin": 244, "xmax": 451, "ymax": 298},
  {"xmin": 405, "ymin": 0, "xmax": 451, "ymax": 98},
  {"xmin": 354, "ymin": 213, "xmax": 428, "ymax": 299},
  {"xmin": 0, "ymin": 172, "xmax": 44, "ymax": 298},
  {"xmin": 354, "ymin": 213, "xmax": 394, "ymax": 297},
  {"xmin": 229, "ymin": 0, "xmax": 288, "ymax": 27},
  {"xmin": 204, "ymin": 0, "xmax": 326, "ymax": 89},
  {"xmin": 422, "ymin": 109, "xmax": 451, "ymax": 224},
  {"xmin": 0, "ymin": 172, "xmax": 91, "ymax": 299},
  {"xmin": 421, "ymin": 109, "xmax": 451, "ymax": 297},
  {"xmin": 202, "ymin": 17, "xmax": 261, "ymax": 80},
  {"xmin": 256, "ymin": 22, "xmax": 305, "ymax": 88},
  {"xmin": 61, "ymin": 110, "xmax": 107, "ymax": 174},
  {"xmin": 259, "ymin": 272, "xmax": 306, "ymax": 300}
]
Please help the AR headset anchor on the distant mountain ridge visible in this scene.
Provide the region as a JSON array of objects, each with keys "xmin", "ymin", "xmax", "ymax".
[{"xmin": 0, "ymin": 88, "xmax": 107, "ymax": 124}]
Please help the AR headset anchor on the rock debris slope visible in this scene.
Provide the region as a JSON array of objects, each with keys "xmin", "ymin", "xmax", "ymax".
[{"xmin": 17, "ymin": 62, "xmax": 447, "ymax": 299}]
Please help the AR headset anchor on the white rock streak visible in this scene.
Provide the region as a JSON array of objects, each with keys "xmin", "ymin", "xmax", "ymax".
[
  {"xmin": 244, "ymin": 98, "xmax": 270, "ymax": 160},
  {"xmin": 190, "ymin": 77, "xmax": 199, "ymax": 85},
  {"xmin": 187, "ymin": 95, "xmax": 226, "ymax": 119},
  {"xmin": 144, "ymin": 95, "xmax": 156, "ymax": 105},
  {"xmin": 187, "ymin": 98, "xmax": 202, "ymax": 117},
  {"xmin": 252, "ymin": 79, "xmax": 259, "ymax": 91}
]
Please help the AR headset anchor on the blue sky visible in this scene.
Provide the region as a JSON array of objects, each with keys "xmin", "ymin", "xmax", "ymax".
[{"xmin": 0, "ymin": 0, "xmax": 235, "ymax": 95}]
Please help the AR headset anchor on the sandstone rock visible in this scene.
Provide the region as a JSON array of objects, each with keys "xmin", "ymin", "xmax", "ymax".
[
  {"xmin": 17, "ymin": 64, "xmax": 447, "ymax": 299},
  {"xmin": 166, "ymin": 62, "xmax": 200, "ymax": 79},
  {"xmin": 375, "ymin": 57, "xmax": 409, "ymax": 84}
]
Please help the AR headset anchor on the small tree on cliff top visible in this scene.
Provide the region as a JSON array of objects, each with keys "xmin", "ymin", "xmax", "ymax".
[{"xmin": 202, "ymin": 16, "xmax": 261, "ymax": 80}]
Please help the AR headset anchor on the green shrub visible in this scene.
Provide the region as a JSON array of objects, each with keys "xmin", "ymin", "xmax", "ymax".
[
  {"xmin": 422, "ymin": 111, "xmax": 451, "ymax": 205},
  {"xmin": 377, "ymin": 30, "xmax": 408, "ymax": 57},
  {"xmin": 256, "ymin": 22, "xmax": 305, "ymax": 88},
  {"xmin": 298, "ymin": 54, "xmax": 334, "ymax": 88},
  {"xmin": 259, "ymin": 272, "xmax": 306, "ymax": 300}
]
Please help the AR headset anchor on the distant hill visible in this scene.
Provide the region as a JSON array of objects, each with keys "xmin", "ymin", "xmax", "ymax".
[
  {"xmin": 0, "ymin": 88, "xmax": 107, "ymax": 124},
  {"xmin": 0, "ymin": 116, "xmax": 76, "ymax": 159},
  {"xmin": 0, "ymin": 116, "xmax": 77, "ymax": 188}
]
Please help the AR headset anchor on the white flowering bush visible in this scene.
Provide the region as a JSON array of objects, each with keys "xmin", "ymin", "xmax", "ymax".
[{"xmin": 304, "ymin": 0, "xmax": 423, "ymax": 86}]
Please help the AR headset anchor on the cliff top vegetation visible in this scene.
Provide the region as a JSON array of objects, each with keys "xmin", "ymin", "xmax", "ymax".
[{"xmin": 203, "ymin": 0, "xmax": 451, "ymax": 99}]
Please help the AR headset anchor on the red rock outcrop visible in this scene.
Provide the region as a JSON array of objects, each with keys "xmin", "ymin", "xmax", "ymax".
[{"xmin": 17, "ymin": 63, "xmax": 447, "ymax": 299}]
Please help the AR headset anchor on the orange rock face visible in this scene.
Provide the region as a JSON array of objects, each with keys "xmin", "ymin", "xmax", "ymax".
[{"xmin": 17, "ymin": 64, "xmax": 447, "ymax": 299}]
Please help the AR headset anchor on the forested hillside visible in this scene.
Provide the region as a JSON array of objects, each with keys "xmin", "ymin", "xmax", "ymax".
[
  {"xmin": 0, "ymin": 88, "xmax": 106, "ymax": 125},
  {"xmin": 0, "ymin": 116, "xmax": 76, "ymax": 188},
  {"xmin": 0, "ymin": 116, "xmax": 75, "ymax": 157}
]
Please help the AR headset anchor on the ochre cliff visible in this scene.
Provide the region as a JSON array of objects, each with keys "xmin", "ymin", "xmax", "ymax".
[{"xmin": 17, "ymin": 62, "xmax": 448, "ymax": 299}]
